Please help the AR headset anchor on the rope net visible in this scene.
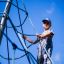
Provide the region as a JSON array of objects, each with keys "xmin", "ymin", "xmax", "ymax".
[
  {"xmin": 0, "ymin": 0, "xmax": 53, "ymax": 64},
  {"xmin": 0, "ymin": 0, "xmax": 38, "ymax": 64}
]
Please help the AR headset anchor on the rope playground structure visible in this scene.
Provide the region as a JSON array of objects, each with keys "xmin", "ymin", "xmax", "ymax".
[{"xmin": 0, "ymin": 0, "xmax": 53, "ymax": 64}]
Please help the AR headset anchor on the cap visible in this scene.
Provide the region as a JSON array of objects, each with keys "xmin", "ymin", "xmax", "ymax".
[{"xmin": 42, "ymin": 18, "xmax": 51, "ymax": 26}]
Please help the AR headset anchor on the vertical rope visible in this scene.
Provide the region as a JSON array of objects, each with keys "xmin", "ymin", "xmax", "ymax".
[{"xmin": 6, "ymin": 22, "xmax": 10, "ymax": 64}]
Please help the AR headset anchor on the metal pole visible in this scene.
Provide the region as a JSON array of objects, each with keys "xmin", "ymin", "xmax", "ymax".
[{"xmin": 0, "ymin": 0, "xmax": 12, "ymax": 45}]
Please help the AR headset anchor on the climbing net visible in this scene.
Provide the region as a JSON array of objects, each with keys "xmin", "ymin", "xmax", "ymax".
[
  {"xmin": 0, "ymin": 0, "xmax": 38, "ymax": 64},
  {"xmin": 0, "ymin": 0, "xmax": 53, "ymax": 64}
]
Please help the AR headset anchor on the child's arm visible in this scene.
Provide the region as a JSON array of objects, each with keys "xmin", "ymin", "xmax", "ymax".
[
  {"xmin": 22, "ymin": 35, "xmax": 33, "ymax": 43},
  {"xmin": 22, "ymin": 35, "xmax": 39, "ymax": 44},
  {"xmin": 36, "ymin": 31, "xmax": 54, "ymax": 38}
]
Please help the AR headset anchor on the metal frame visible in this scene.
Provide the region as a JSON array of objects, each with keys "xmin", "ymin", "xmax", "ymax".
[{"xmin": 0, "ymin": 0, "xmax": 12, "ymax": 44}]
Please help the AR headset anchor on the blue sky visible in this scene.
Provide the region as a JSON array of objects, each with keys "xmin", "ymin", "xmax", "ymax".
[{"xmin": 0, "ymin": 0, "xmax": 64, "ymax": 64}]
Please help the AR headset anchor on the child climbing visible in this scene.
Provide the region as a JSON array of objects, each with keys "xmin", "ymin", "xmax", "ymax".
[{"xmin": 22, "ymin": 18, "xmax": 54, "ymax": 64}]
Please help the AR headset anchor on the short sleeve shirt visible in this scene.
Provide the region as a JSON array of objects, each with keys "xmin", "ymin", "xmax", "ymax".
[{"xmin": 39, "ymin": 28, "xmax": 54, "ymax": 49}]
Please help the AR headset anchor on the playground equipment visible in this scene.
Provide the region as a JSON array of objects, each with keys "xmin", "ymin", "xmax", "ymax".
[{"xmin": 0, "ymin": 0, "xmax": 53, "ymax": 64}]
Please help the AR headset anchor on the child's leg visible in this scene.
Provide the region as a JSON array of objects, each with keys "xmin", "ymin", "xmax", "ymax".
[
  {"xmin": 46, "ymin": 48, "xmax": 52, "ymax": 64},
  {"xmin": 42, "ymin": 48, "xmax": 52, "ymax": 64},
  {"xmin": 37, "ymin": 45, "xmax": 44, "ymax": 64}
]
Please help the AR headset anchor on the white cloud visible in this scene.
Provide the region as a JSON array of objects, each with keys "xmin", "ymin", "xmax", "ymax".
[
  {"xmin": 53, "ymin": 53, "xmax": 61, "ymax": 62},
  {"xmin": 46, "ymin": 2, "xmax": 55, "ymax": 15},
  {"xmin": 46, "ymin": 7, "xmax": 54, "ymax": 14},
  {"xmin": 55, "ymin": 53, "xmax": 61, "ymax": 61}
]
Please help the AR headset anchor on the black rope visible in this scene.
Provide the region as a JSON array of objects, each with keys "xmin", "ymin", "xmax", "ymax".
[
  {"xmin": 27, "ymin": 53, "xmax": 31, "ymax": 64},
  {"xmin": 7, "ymin": 25, "xmax": 22, "ymax": 28},
  {"xmin": 6, "ymin": 23, "xmax": 10, "ymax": 64},
  {"xmin": 0, "ymin": 11, "xmax": 36, "ymax": 37},
  {"xmin": 17, "ymin": 31, "xmax": 36, "ymax": 36},
  {"xmin": 0, "ymin": 1, "xmax": 26, "ymax": 13},
  {"xmin": 15, "ymin": 0, "xmax": 32, "ymax": 64},
  {"xmin": 0, "ymin": 52, "xmax": 29, "ymax": 60},
  {"xmin": 15, "ymin": 0, "xmax": 33, "ymax": 55},
  {"xmin": 0, "ymin": 50, "xmax": 37, "ymax": 61},
  {"xmin": 8, "ymin": 16, "xmax": 27, "ymax": 51},
  {"xmin": 22, "ymin": 0, "xmax": 28, "ymax": 15},
  {"xmin": 5, "ymin": 17, "xmax": 28, "ymax": 28},
  {"xmin": 21, "ymin": 0, "xmax": 29, "ymax": 25},
  {"xmin": 0, "ymin": 30, "xmax": 33, "ymax": 60},
  {"xmin": 21, "ymin": 15, "xmax": 28, "ymax": 26},
  {"xmin": 15, "ymin": 0, "xmax": 36, "ymax": 49},
  {"xmin": 29, "ymin": 54, "xmax": 35, "ymax": 64},
  {"xmin": 0, "ymin": 0, "xmax": 38, "ymax": 64},
  {"xmin": 0, "ymin": 19, "xmax": 29, "ymax": 61},
  {"xmin": 0, "ymin": 29, "xmax": 24, "ymax": 51},
  {"xmin": 0, "ymin": 30, "xmax": 29, "ymax": 60},
  {"xmin": 16, "ymin": 0, "xmax": 27, "ymax": 48},
  {"xmin": 8, "ymin": 16, "xmax": 32, "ymax": 64}
]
